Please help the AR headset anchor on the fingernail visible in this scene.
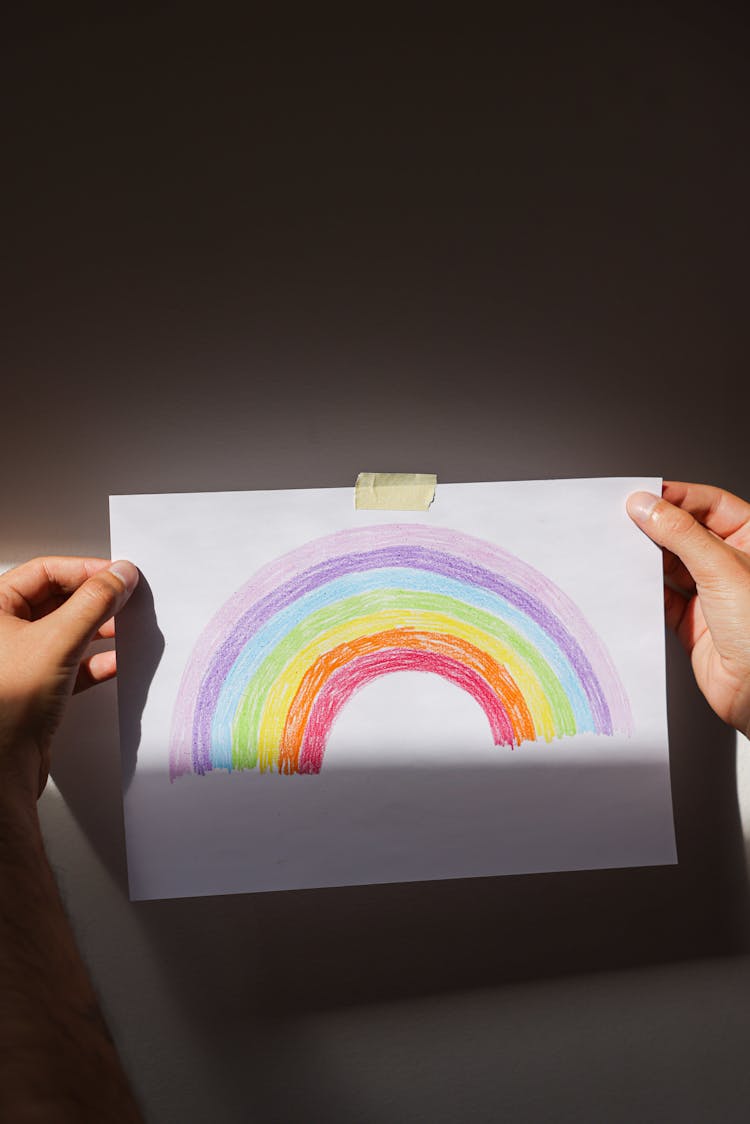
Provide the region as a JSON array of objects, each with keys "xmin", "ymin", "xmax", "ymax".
[
  {"xmin": 108, "ymin": 560, "xmax": 140, "ymax": 593},
  {"xmin": 626, "ymin": 491, "xmax": 660, "ymax": 522}
]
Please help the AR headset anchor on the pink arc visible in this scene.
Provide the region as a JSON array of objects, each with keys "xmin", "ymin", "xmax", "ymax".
[{"xmin": 297, "ymin": 648, "xmax": 515, "ymax": 773}]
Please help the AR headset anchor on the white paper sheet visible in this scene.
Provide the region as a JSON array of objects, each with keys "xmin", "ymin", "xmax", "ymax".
[{"xmin": 109, "ymin": 477, "xmax": 676, "ymax": 900}]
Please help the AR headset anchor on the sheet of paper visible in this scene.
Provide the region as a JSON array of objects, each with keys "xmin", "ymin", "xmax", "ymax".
[{"xmin": 109, "ymin": 477, "xmax": 676, "ymax": 900}]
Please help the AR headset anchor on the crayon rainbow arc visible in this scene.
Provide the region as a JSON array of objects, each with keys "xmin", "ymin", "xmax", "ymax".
[{"xmin": 169, "ymin": 525, "xmax": 632, "ymax": 779}]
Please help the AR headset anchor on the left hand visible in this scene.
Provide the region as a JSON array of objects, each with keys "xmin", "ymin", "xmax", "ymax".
[{"xmin": 0, "ymin": 557, "xmax": 139, "ymax": 806}]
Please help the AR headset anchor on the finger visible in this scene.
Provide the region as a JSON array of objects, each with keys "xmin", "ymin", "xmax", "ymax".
[
  {"xmin": 663, "ymin": 549, "xmax": 696, "ymax": 597},
  {"xmin": 74, "ymin": 649, "xmax": 117, "ymax": 693},
  {"xmin": 662, "ymin": 481, "xmax": 750, "ymax": 540},
  {"xmin": 34, "ymin": 593, "xmax": 119, "ymax": 624},
  {"xmin": 0, "ymin": 557, "xmax": 112, "ymax": 620},
  {"xmin": 627, "ymin": 492, "xmax": 737, "ymax": 587},
  {"xmin": 44, "ymin": 561, "xmax": 139, "ymax": 664},
  {"xmin": 42, "ymin": 612, "xmax": 115, "ymax": 641}
]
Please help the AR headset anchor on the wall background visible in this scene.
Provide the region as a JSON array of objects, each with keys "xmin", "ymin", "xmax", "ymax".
[{"xmin": 3, "ymin": 7, "xmax": 750, "ymax": 1121}]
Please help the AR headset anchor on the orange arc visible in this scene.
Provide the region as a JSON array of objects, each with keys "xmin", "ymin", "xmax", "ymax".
[{"xmin": 278, "ymin": 628, "xmax": 535, "ymax": 773}]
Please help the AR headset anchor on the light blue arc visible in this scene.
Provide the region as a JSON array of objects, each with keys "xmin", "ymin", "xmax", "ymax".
[{"xmin": 208, "ymin": 567, "xmax": 597, "ymax": 769}]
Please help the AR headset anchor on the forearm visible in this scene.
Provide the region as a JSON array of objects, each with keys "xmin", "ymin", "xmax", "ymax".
[{"xmin": 0, "ymin": 786, "xmax": 144, "ymax": 1123}]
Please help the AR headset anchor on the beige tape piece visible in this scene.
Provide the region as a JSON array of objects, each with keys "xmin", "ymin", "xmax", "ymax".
[{"xmin": 354, "ymin": 472, "xmax": 437, "ymax": 511}]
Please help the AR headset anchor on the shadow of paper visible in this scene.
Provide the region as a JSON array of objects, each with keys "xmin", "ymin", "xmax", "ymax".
[
  {"xmin": 114, "ymin": 573, "xmax": 165, "ymax": 792},
  {"xmin": 124, "ymin": 629, "xmax": 750, "ymax": 1021},
  {"xmin": 49, "ymin": 572, "xmax": 163, "ymax": 888},
  {"xmin": 49, "ymin": 623, "xmax": 749, "ymax": 1030}
]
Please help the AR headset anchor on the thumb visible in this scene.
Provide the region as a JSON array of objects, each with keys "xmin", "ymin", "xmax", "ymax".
[
  {"xmin": 44, "ymin": 560, "xmax": 140, "ymax": 663},
  {"xmin": 626, "ymin": 491, "xmax": 734, "ymax": 586}
]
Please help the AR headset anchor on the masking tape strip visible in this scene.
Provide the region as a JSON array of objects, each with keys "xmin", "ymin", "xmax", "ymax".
[{"xmin": 354, "ymin": 472, "xmax": 437, "ymax": 511}]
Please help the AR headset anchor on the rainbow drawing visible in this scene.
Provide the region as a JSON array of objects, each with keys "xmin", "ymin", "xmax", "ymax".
[{"xmin": 169, "ymin": 525, "xmax": 632, "ymax": 779}]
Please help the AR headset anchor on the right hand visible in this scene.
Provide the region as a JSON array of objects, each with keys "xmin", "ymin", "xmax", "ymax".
[{"xmin": 626, "ymin": 481, "xmax": 750, "ymax": 740}]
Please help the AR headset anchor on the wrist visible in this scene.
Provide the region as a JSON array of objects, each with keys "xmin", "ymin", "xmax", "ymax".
[
  {"xmin": 0, "ymin": 732, "xmax": 45, "ymax": 813},
  {"xmin": 0, "ymin": 763, "xmax": 41, "ymax": 841}
]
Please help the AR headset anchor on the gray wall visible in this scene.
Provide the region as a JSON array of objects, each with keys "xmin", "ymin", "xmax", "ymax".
[{"xmin": 3, "ymin": 8, "xmax": 750, "ymax": 1121}]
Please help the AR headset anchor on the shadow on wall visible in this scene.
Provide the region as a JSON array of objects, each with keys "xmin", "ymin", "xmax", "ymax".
[
  {"xmin": 49, "ymin": 617, "xmax": 750, "ymax": 1028},
  {"xmin": 114, "ymin": 573, "xmax": 165, "ymax": 791},
  {"xmin": 49, "ymin": 573, "xmax": 163, "ymax": 883}
]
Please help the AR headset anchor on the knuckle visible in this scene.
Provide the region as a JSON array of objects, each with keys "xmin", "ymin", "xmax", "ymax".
[
  {"xmin": 654, "ymin": 501, "xmax": 695, "ymax": 538},
  {"xmin": 80, "ymin": 574, "xmax": 118, "ymax": 610}
]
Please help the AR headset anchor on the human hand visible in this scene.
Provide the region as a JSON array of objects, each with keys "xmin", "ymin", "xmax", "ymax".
[
  {"xmin": 0, "ymin": 557, "xmax": 139, "ymax": 807},
  {"xmin": 627, "ymin": 482, "xmax": 750, "ymax": 739}
]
